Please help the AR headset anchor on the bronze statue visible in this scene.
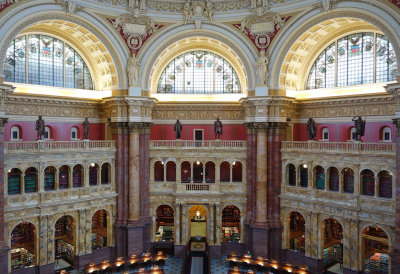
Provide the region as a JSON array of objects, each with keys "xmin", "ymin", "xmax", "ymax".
[
  {"xmin": 35, "ymin": 115, "xmax": 45, "ymax": 140},
  {"xmin": 306, "ymin": 118, "xmax": 317, "ymax": 140},
  {"xmin": 352, "ymin": 116, "xmax": 366, "ymax": 141},
  {"xmin": 214, "ymin": 117, "xmax": 223, "ymax": 139},
  {"xmin": 83, "ymin": 117, "xmax": 90, "ymax": 139},
  {"xmin": 174, "ymin": 119, "xmax": 182, "ymax": 139}
]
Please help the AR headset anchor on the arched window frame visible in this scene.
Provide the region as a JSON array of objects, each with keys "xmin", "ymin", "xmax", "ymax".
[
  {"xmin": 4, "ymin": 34, "xmax": 93, "ymax": 90},
  {"xmin": 70, "ymin": 127, "xmax": 78, "ymax": 140},
  {"xmin": 306, "ymin": 32, "xmax": 397, "ymax": 90},
  {"xmin": 10, "ymin": 126, "xmax": 21, "ymax": 141},
  {"xmin": 321, "ymin": 128, "xmax": 329, "ymax": 141},
  {"xmin": 382, "ymin": 127, "xmax": 392, "ymax": 142},
  {"xmin": 157, "ymin": 50, "xmax": 242, "ymax": 94},
  {"xmin": 44, "ymin": 126, "xmax": 51, "ymax": 140},
  {"xmin": 350, "ymin": 127, "xmax": 357, "ymax": 141}
]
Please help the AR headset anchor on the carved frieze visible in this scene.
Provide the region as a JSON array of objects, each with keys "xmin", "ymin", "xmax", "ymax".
[{"xmin": 152, "ymin": 103, "xmax": 244, "ymax": 120}]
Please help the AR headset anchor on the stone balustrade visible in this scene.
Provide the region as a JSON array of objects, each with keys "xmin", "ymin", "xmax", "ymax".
[
  {"xmin": 281, "ymin": 141, "xmax": 395, "ymax": 155},
  {"xmin": 149, "ymin": 181, "xmax": 245, "ymax": 195},
  {"xmin": 5, "ymin": 140, "xmax": 116, "ymax": 153},
  {"xmin": 150, "ymin": 140, "xmax": 247, "ymax": 149}
]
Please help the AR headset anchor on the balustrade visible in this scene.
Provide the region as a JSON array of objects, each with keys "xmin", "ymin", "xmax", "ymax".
[
  {"xmin": 281, "ymin": 141, "xmax": 395, "ymax": 154},
  {"xmin": 5, "ymin": 140, "xmax": 115, "ymax": 153},
  {"xmin": 150, "ymin": 140, "xmax": 246, "ymax": 148}
]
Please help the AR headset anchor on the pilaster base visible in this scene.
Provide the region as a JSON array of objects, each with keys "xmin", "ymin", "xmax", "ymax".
[
  {"xmin": 72, "ymin": 247, "xmax": 111, "ymax": 269},
  {"xmin": 284, "ymin": 249, "xmax": 324, "ymax": 273},
  {"xmin": 114, "ymin": 224, "xmax": 127, "ymax": 258},
  {"xmin": 37, "ymin": 263, "xmax": 55, "ymax": 274},
  {"xmin": 267, "ymin": 227, "xmax": 282, "ymax": 260},
  {"xmin": 221, "ymin": 242, "xmax": 245, "ymax": 256},
  {"xmin": 0, "ymin": 247, "xmax": 8, "ymax": 274},
  {"xmin": 390, "ymin": 249, "xmax": 400, "ymax": 273},
  {"xmin": 250, "ymin": 226, "xmax": 268, "ymax": 257},
  {"xmin": 127, "ymin": 225, "xmax": 145, "ymax": 255},
  {"xmin": 174, "ymin": 245, "xmax": 187, "ymax": 258},
  {"xmin": 209, "ymin": 245, "xmax": 221, "ymax": 258}
]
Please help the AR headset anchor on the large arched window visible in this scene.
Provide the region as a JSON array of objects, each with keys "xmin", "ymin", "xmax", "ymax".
[
  {"xmin": 157, "ymin": 51, "xmax": 241, "ymax": 94},
  {"xmin": 307, "ymin": 32, "xmax": 397, "ymax": 89},
  {"xmin": 4, "ymin": 34, "xmax": 93, "ymax": 90}
]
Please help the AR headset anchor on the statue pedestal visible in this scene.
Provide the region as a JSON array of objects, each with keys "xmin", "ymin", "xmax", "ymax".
[
  {"xmin": 255, "ymin": 86, "xmax": 268, "ymax": 96},
  {"xmin": 128, "ymin": 86, "xmax": 141, "ymax": 96}
]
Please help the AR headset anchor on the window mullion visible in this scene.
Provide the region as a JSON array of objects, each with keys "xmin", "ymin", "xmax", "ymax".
[{"xmin": 373, "ymin": 33, "xmax": 376, "ymax": 83}]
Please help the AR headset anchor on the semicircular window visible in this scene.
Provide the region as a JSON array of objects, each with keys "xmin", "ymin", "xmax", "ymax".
[
  {"xmin": 307, "ymin": 32, "xmax": 397, "ymax": 90},
  {"xmin": 157, "ymin": 51, "xmax": 241, "ymax": 94},
  {"xmin": 4, "ymin": 34, "xmax": 93, "ymax": 90}
]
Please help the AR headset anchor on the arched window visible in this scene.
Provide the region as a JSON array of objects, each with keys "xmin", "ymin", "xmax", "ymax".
[
  {"xmin": 322, "ymin": 128, "xmax": 329, "ymax": 141},
  {"xmin": 287, "ymin": 164, "xmax": 296, "ymax": 186},
  {"xmin": 382, "ymin": 127, "xmax": 392, "ymax": 141},
  {"xmin": 44, "ymin": 126, "xmax": 51, "ymax": 140},
  {"xmin": 70, "ymin": 127, "xmax": 78, "ymax": 140},
  {"xmin": 350, "ymin": 127, "xmax": 357, "ymax": 141},
  {"xmin": 157, "ymin": 51, "xmax": 241, "ymax": 94},
  {"xmin": 307, "ymin": 32, "xmax": 397, "ymax": 89},
  {"xmin": 4, "ymin": 34, "xmax": 93, "ymax": 89},
  {"xmin": 11, "ymin": 126, "xmax": 20, "ymax": 140}
]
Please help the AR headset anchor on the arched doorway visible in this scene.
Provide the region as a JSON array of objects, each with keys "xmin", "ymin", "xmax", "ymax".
[
  {"xmin": 289, "ymin": 212, "xmax": 305, "ymax": 253},
  {"xmin": 188, "ymin": 205, "xmax": 207, "ymax": 241},
  {"xmin": 54, "ymin": 215, "xmax": 75, "ymax": 267},
  {"xmin": 155, "ymin": 205, "xmax": 174, "ymax": 242},
  {"xmin": 193, "ymin": 161, "xmax": 203, "ymax": 183},
  {"xmin": 362, "ymin": 226, "xmax": 389, "ymax": 273},
  {"xmin": 10, "ymin": 222, "xmax": 36, "ymax": 271},
  {"xmin": 222, "ymin": 206, "xmax": 240, "ymax": 243},
  {"xmin": 314, "ymin": 165, "xmax": 325, "ymax": 190},
  {"xmin": 322, "ymin": 218, "xmax": 343, "ymax": 270},
  {"xmin": 92, "ymin": 210, "xmax": 109, "ymax": 250}
]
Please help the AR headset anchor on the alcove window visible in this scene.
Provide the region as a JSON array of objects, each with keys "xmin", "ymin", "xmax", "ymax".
[
  {"xmin": 382, "ymin": 127, "xmax": 391, "ymax": 141},
  {"xmin": 44, "ymin": 126, "xmax": 51, "ymax": 140},
  {"xmin": 307, "ymin": 32, "xmax": 397, "ymax": 89},
  {"xmin": 4, "ymin": 34, "xmax": 93, "ymax": 89},
  {"xmin": 322, "ymin": 128, "xmax": 329, "ymax": 141},
  {"xmin": 11, "ymin": 126, "xmax": 20, "ymax": 140},
  {"xmin": 350, "ymin": 127, "xmax": 356, "ymax": 141},
  {"xmin": 70, "ymin": 127, "xmax": 78, "ymax": 140},
  {"xmin": 157, "ymin": 51, "xmax": 241, "ymax": 94}
]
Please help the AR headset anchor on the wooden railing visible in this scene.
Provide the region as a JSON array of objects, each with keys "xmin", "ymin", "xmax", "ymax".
[
  {"xmin": 281, "ymin": 141, "xmax": 395, "ymax": 154},
  {"xmin": 150, "ymin": 140, "xmax": 246, "ymax": 148},
  {"xmin": 5, "ymin": 140, "xmax": 115, "ymax": 153}
]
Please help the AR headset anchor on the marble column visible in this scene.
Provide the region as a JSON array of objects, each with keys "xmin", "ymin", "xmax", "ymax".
[
  {"xmin": 244, "ymin": 123, "xmax": 256, "ymax": 224},
  {"xmin": 390, "ymin": 118, "xmax": 400, "ymax": 272},
  {"xmin": 254, "ymin": 122, "xmax": 268, "ymax": 225},
  {"xmin": 128, "ymin": 123, "xmax": 141, "ymax": 222},
  {"xmin": 0, "ymin": 118, "xmax": 8, "ymax": 274},
  {"xmin": 139, "ymin": 123, "xmax": 151, "ymax": 224}
]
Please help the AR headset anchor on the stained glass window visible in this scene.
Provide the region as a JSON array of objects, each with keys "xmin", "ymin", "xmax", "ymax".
[
  {"xmin": 157, "ymin": 51, "xmax": 241, "ymax": 94},
  {"xmin": 4, "ymin": 34, "xmax": 93, "ymax": 90},
  {"xmin": 307, "ymin": 32, "xmax": 397, "ymax": 90}
]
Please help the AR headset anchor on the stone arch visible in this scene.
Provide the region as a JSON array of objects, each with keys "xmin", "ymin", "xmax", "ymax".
[
  {"xmin": 0, "ymin": 2, "xmax": 126, "ymax": 90},
  {"xmin": 140, "ymin": 23, "xmax": 257, "ymax": 93},
  {"xmin": 269, "ymin": 2, "xmax": 400, "ymax": 92}
]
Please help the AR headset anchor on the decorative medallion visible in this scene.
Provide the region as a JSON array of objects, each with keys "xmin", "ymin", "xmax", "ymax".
[
  {"xmin": 108, "ymin": 14, "xmax": 163, "ymax": 56},
  {"xmin": 233, "ymin": 12, "xmax": 289, "ymax": 52}
]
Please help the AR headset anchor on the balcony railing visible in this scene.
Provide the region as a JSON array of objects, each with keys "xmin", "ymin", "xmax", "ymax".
[
  {"xmin": 150, "ymin": 140, "xmax": 246, "ymax": 148},
  {"xmin": 281, "ymin": 141, "xmax": 395, "ymax": 155},
  {"xmin": 5, "ymin": 140, "xmax": 115, "ymax": 153}
]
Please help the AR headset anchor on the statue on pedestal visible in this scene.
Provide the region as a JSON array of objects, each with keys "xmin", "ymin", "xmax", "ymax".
[
  {"xmin": 83, "ymin": 117, "xmax": 90, "ymax": 140},
  {"xmin": 256, "ymin": 49, "xmax": 269, "ymax": 86},
  {"xmin": 35, "ymin": 116, "xmax": 45, "ymax": 140},
  {"xmin": 306, "ymin": 118, "xmax": 317, "ymax": 140},
  {"xmin": 174, "ymin": 119, "xmax": 183, "ymax": 139},
  {"xmin": 214, "ymin": 117, "xmax": 223, "ymax": 139},
  {"xmin": 352, "ymin": 116, "xmax": 366, "ymax": 141},
  {"xmin": 127, "ymin": 53, "xmax": 140, "ymax": 87}
]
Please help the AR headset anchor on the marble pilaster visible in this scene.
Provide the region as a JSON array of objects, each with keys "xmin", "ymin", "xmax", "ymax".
[
  {"xmin": 128, "ymin": 123, "xmax": 141, "ymax": 222},
  {"xmin": 254, "ymin": 122, "xmax": 268, "ymax": 226}
]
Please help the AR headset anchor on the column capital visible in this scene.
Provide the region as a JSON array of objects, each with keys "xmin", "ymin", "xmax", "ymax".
[
  {"xmin": 387, "ymin": 83, "xmax": 400, "ymax": 115},
  {"xmin": 127, "ymin": 122, "xmax": 152, "ymax": 133},
  {"xmin": 393, "ymin": 118, "xmax": 400, "ymax": 136},
  {"xmin": 253, "ymin": 122, "xmax": 268, "ymax": 132},
  {"xmin": 268, "ymin": 121, "xmax": 288, "ymax": 134}
]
